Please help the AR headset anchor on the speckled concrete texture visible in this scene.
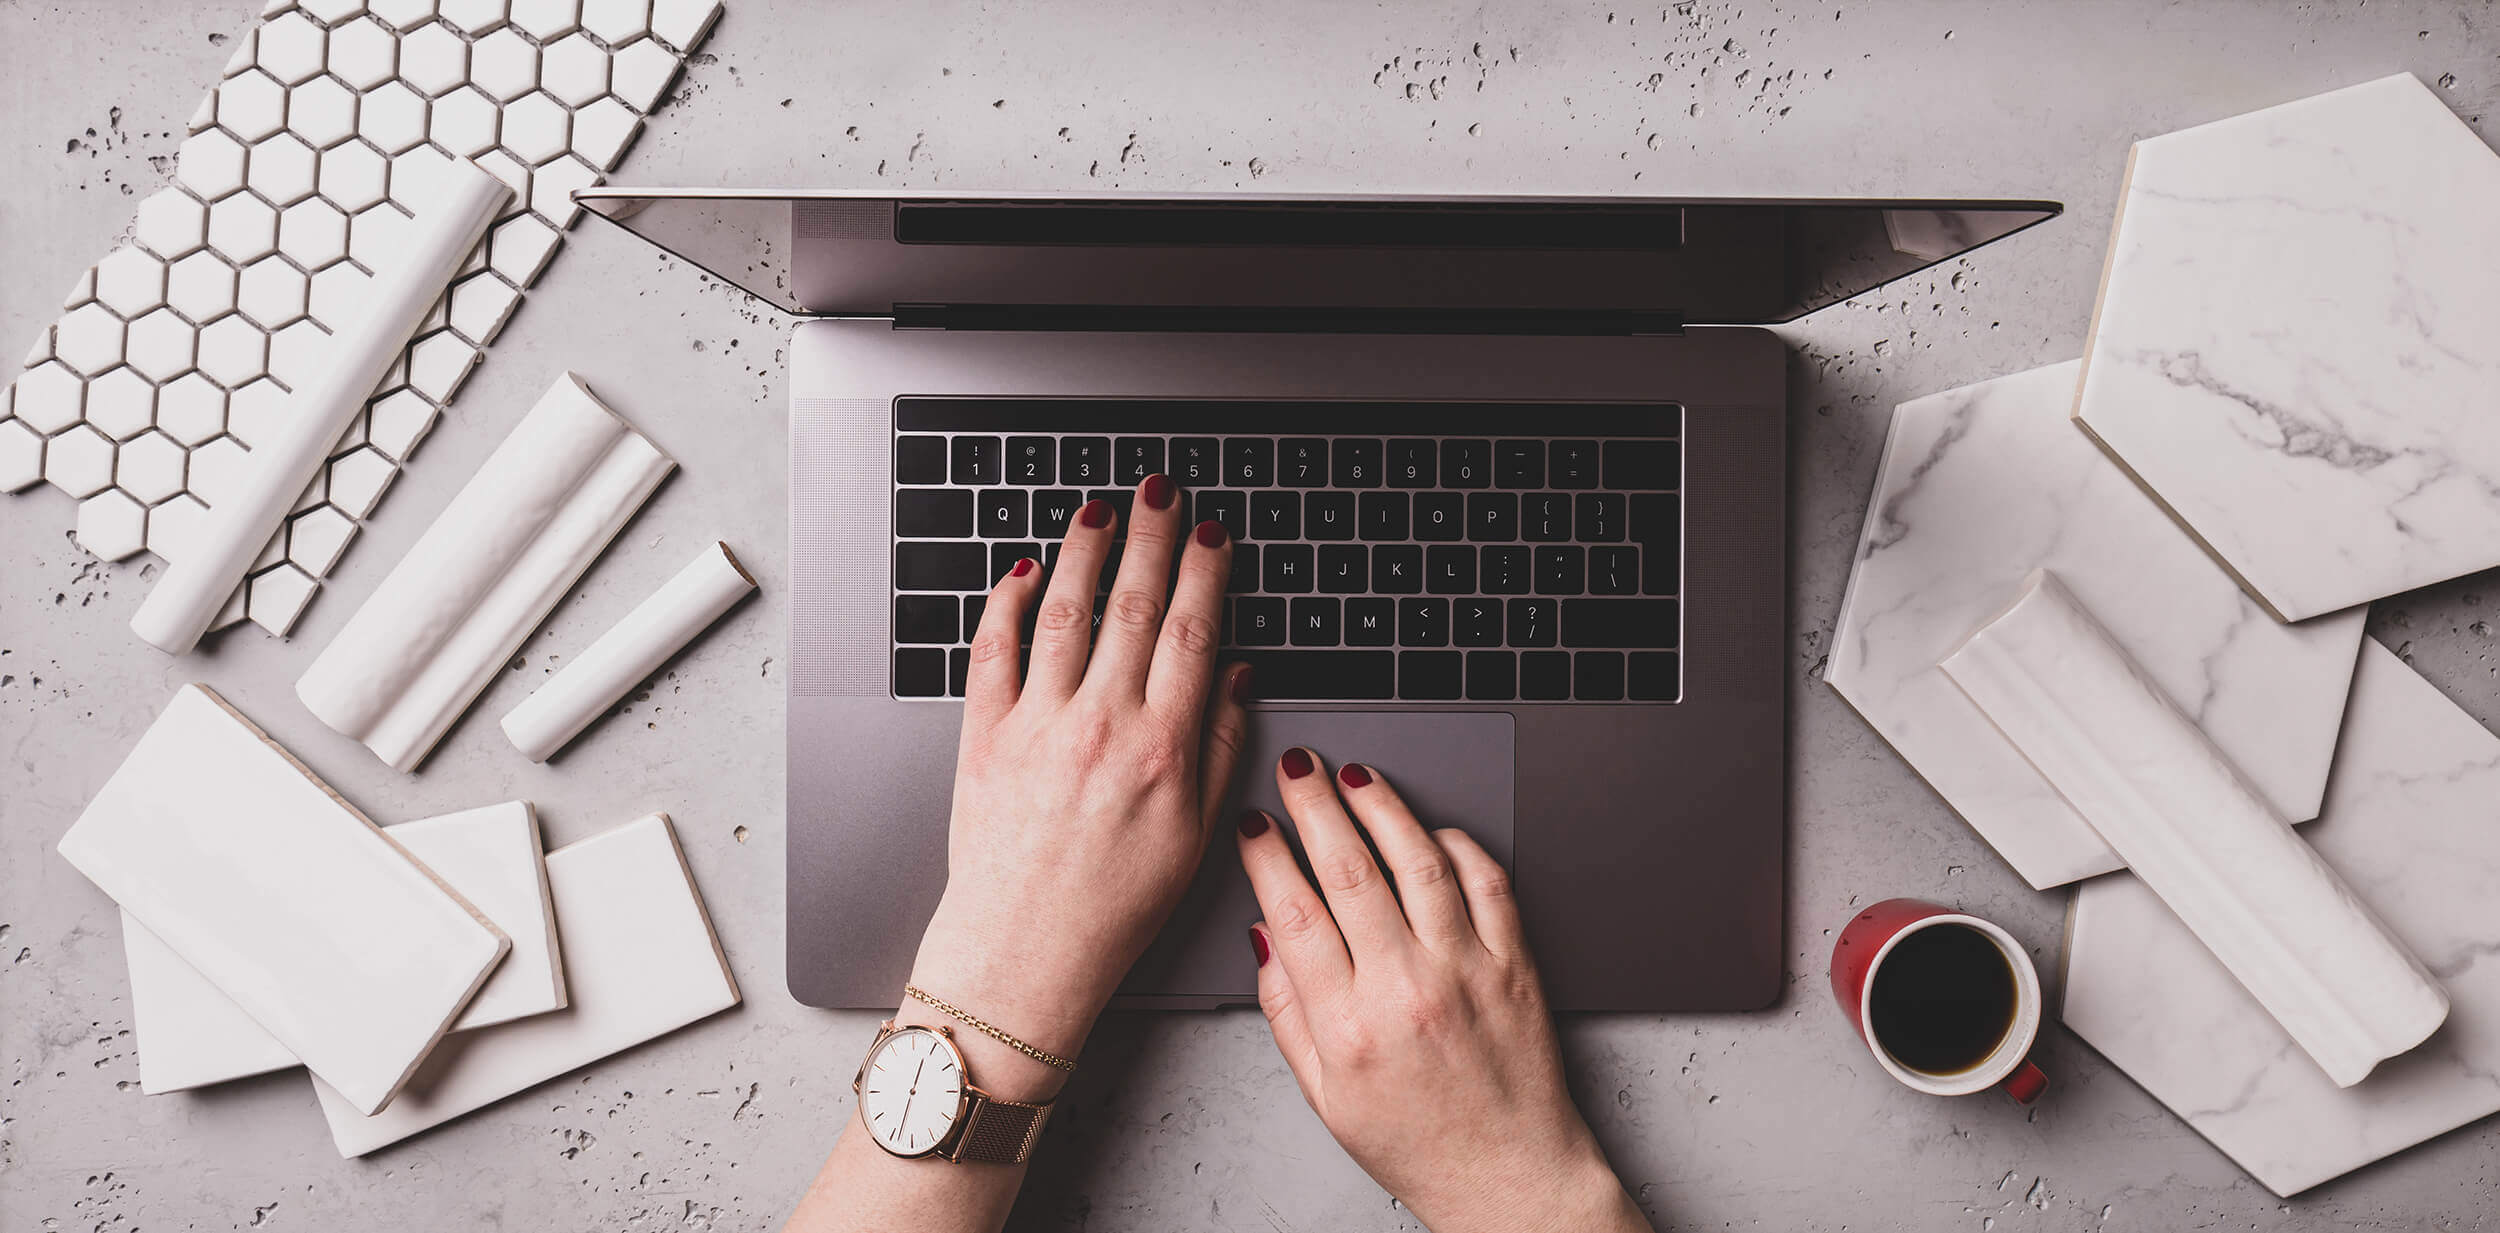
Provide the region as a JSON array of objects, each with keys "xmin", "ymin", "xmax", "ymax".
[{"xmin": 6, "ymin": 2, "xmax": 2500, "ymax": 1229}]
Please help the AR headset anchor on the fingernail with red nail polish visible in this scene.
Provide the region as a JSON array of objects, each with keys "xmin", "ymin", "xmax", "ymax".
[
  {"xmin": 1009, "ymin": 558, "xmax": 1035, "ymax": 578},
  {"xmin": 1230, "ymin": 664, "xmax": 1254, "ymax": 704},
  {"xmin": 1281, "ymin": 747, "xmax": 1314, "ymax": 779},
  {"xmin": 1143, "ymin": 474, "xmax": 1175, "ymax": 510},
  {"xmin": 1339, "ymin": 763, "xmax": 1372, "ymax": 789},
  {"xmin": 1195, "ymin": 519, "xmax": 1227, "ymax": 548},
  {"xmin": 1238, "ymin": 809, "xmax": 1270, "ymax": 838},
  {"xmin": 1249, "ymin": 927, "xmax": 1271, "ymax": 967},
  {"xmin": 1078, "ymin": 499, "xmax": 1113, "ymax": 529}
]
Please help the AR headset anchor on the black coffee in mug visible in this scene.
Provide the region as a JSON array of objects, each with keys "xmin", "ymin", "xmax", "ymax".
[{"xmin": 1867, "ymin": 923, "xmax": 2017, "ymax": 1075}]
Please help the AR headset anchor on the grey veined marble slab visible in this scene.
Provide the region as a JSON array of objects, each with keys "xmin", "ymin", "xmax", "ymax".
[
  {"xmin": 1828, "ymin": 361, "xmax": 2365, "ymax": 889},
  {"xmin": 2075, "ymin": 73, "xmax": 2500, "ymax": 622},
  {"xmin": 2062, "ymin": 638, "xmax": 2500, "ymax": 1197}
]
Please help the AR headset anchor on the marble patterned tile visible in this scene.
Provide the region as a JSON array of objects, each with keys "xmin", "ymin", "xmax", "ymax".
[
  {"xmin": 2075, "ymin": 74, "xmax": 2500, "ymax": 621},
  {"xmin": 1, "ymin": 0, "xmax": 721, "ymax": 625},
  {"xmin": 2063, "ymin": 639, "xmax": 2500, "ymax": 1196},
  {"xmin": 1828, "ymin": 361, "xmax": 2366, "ymax": 888}
]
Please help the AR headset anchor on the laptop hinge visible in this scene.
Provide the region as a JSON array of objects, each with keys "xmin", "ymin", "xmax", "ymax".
[{"xmin": 891, "ymin": 304, "xmax": 1683, "ymax": 336}]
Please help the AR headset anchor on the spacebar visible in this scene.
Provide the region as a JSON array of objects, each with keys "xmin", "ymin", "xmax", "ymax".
[{"xmin": 1224, "ymin": 651, "xmax": 1397, "ymax": 700}]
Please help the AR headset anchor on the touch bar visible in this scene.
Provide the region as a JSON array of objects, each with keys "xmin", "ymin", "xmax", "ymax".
[{"xmin": 895, "ymin": 399, "xmax": 1682, "ymax": 437}]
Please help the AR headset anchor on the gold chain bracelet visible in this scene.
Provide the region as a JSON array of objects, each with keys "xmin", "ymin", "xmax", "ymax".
[{"xmin": 904, "ymin": 984, "xmax": 1078, "ymax": 1072}]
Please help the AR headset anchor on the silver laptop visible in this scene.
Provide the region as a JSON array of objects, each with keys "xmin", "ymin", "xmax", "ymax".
[{"xmin": 582, "ymin": 189, "xmax": 2057, "ymax": 1012}]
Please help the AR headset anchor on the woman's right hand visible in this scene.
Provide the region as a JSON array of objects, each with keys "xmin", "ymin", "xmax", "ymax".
[{"xmin": 1235, "ymin": 748, "xmax": 1651, "ymax": 1233}]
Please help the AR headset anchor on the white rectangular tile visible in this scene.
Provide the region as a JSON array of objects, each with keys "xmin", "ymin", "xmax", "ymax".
[
  {"xmin": 56, "ymin": 684, "xmax": 508, "ymax": 1114},
  {"xmin": 313, "ymin": 812, "xmax": 739, "ymax": 1155}
]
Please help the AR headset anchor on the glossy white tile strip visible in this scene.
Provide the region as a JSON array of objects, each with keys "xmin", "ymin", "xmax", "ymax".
[
  {"xmin": 502, "ymin": 541, "xmax": 757, "ymax": 761},
  {"xmin": 56, "ymin": 685, "xmax": 508, "ymax": 1114},
  {"xmin": 130, "ymin": 160, "xmax": 508, "ymax": 656},
  {"xmin": 1945, "ymin": 572, "xmax": 2447, "ymax": 1086},
  {"xmin": 313, "ymin": 811, "xmax": 739, "ymax": 1156},
  {"xmin": 297, "ymin": 372, "xmax": 674, "ymax": 771},
  {"xmin": 2062, "ymin": 638, "xmax": 2500, "ymax": 1195},
  {"xmin": 124, "ymin": 800, "xmax": 564, "ymax": 1093}
]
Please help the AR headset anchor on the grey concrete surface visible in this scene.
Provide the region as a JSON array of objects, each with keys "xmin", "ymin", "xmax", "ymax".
[{"xmin": 5, "ymin": 1, "xmax": 2499, "ymax": 1229}]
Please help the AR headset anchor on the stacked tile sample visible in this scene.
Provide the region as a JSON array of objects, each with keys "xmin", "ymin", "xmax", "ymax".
[
  {"xmin": 1826, "ymin": 361, "xmax": 2365, "ymax": 889},
  {"xmin": 0, "ymin": 0, "xmax": 724, "ymax": 636},
  {"xmin": 2063, "ymin": 639, "xmax": 2500, "ymax": 1196},
  {"xmin": 2075, "ymin": 74, "xmax": 2500, "ymax": 622}
]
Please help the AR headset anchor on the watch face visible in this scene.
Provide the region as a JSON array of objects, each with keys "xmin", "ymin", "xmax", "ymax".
[{"xmin": 859, "ymin": 1027, "xmax": 968, "ymax": 1157}]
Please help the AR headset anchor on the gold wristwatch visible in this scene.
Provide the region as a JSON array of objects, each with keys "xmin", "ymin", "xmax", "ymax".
[{"xmin": 853, "ymin": 1021, "xmax": 1053, "ymax": 1164}]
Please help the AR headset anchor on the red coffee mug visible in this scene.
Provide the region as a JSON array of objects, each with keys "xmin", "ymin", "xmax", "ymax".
[{"xmin": 1831, "ymin": 898, "xmax": 2049, "ymax": 1105}]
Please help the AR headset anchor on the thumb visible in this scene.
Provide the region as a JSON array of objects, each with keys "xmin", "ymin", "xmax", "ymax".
[{"xmin": 1251, "ymin": 923, "xmax": 1323, "ymax": 1101}]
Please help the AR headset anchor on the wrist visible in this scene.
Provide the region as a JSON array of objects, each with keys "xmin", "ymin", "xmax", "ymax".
[
  {"xmin": 904, "ymin": 904, "xmax": 1110, "ymax": 1103},
  {"xmin": 1411, "ymin": 1135, "xmax": 1646, "ymax": 1233}
]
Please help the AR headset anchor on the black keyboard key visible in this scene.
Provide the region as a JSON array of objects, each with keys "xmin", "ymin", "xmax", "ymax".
[
  {"xmin": 1223, "ymin": 650, "xmax": 1394, "ymax": 700},
  {"xmin": 1228, "ymin": 543, "xmax": 1260, "ymax": 593},
  {"xmin": 1454, "ymin": 597, "xmax": 1503, "ymax": 647},
  {"xmin": 1225, "ymin": 437, "xmax": 1275, "ymax": 486},
  {"xmin": 1318, "ymin": 545, "xmax": 1367, "ymax": 593},
  {"xmin": 951, "ymin": 435, "xmax": 1002, "ymax": 485},
  {"xmin": 1562, "ymin": 598, "xmax": 1677, "ymax": 648},
  {"xmin": 1631, "ymin": 494, "xmax": 1680, "ymax": 595},
  {"xmin": 1264, "ymin": 544, "xmax": 1314, "ymax": 593},
  {"xmin": 1468, "ymin": 492, "xmax": 1518, "ymax": 542},
  {"xmin": 1520, "ymin": 650, "xmax": 1571, "ymax": 700},
  {"xmin": 1115, "ymin": 437, "xmax": 1165, "ymax": 485},
  {"xmin": 1482, "ymin": 546, "xmax": 1531, "ymax": 594},
  {"xmin": 962, "ymin": 593, "xmax": 988, "ymax": 634},
  {"xmin": 1086, "ymin": 489, "xmax": 1135, "ymax": 525},
  {"xmin": 897, "ymin": 489, "xmax": 974, "ymax": 538},
  {"xmin": 1172, "ymin": 437, "xmax": 1221, "ymax": 486},
  {"xmin": 1576, "ymin": 493, "xmax": 1625, "ymax": 542},
  {"xmin": 1387, "ymin": 439, "xmax": 1437, "ymax": 487},
  {"xmin": 1629, "ymin": 651, "xmax": 1679, "ymax": 701},
  {"xmin": 1251, "ymin": 492, "xmax": 1301, "ymax": 540},
  {"xmin": 1279, "ymin": 438, "xmax": 1328, "ymax": 487},
  {"xmin": 1235, "ymin": 597, "xmax": 1287, "ymax": 646},
  {"xmin": 896, "ymin": 542, "xmax": 987, "ymax": 591},
  {"xmin": 1550, "ymin": 440, "xmax": 1601, "ymax": 488},
  {"xmin": 1496, "ymin": 440, "xmax": 1544, "ymax": 488},
  {"xmin": 1306, "ymin": 492, "xmax": 1355, "ymax": 541},
  {"xmin": 1535, "ymin": 545, "xmax": 1586, "ymax": 594},
  {"xmin": 1093, "ymin": 543, "xmax": 1124, "ymax": 592},
  {"xmin": 1005, "ymin": 436, "xmax": 1055, "ymax": 484},
  {"xmin": 1398, "ymin": 598, "xmax": 1450, "ymax": 647},
  {"xmin": 1522, "ymin": 493, "xmax": 1572, "ymax": 542},
  {"xmin": 1332, "ymin": 438, "xmax": 1383, "ymax": 488},
  {"xmin": 897, "ymin": 435, "xmax": 947, "ymax": 484},
  {"xmin": 1290, "ymin": 597, "xmax": 1342, "ymax": 646},
  {"xmin": 949, "ymin": 647, "xmax": 971, "ymax": 697},
  {"xmin": 1574, "ymin": 651, "xmax": 1625, "ymax": 700},
  {"xmin": 1061, "ymin": 437, "xmax": 1112, "ymax": 486},
  {"xmin": 895, "ymin": 595, "xmax": 959, "ymax": 643},
  {"xmin": 977, "ymin": 489, "xmax": 1028, "ymax": 538},
  {"xmin": 1359, "ymin": 491, "xmax": 1410, "ymax": 541},
  {"xmin": 1033, "ymin": 490, "xmax": 1083, "ymax": 540},
  {"xmin": 1440, "ymin": 439, "xmax": 1491, "ymax": 489},
  {"xmin": 989, "ymin": 542, "xmax": 1040, "ymax": 584},
  {"xmin": 1426, "ymin": 545, "xmax": 1476, "ymax": 595},
  {"xmin": 895, "ymin": 648, "xmax": 947, "ymax": 697},
  {"xmin": 1507, "ymin": 598, "xmax": 1558, "ymax": 647},
  {"xmin": 1400, "ymin": 650, "xmax": 1464, "ymax": 700},
  {"xmin": 1195, "ymin": 490, "xmax": 1248, "ymax": 542},
  {"xmin": 1373, "ymin": 545, "xmax": 1423, "ymax": 594},
  {"xmin": 1414, "ymin": 492, "xmax": 1464, "ymax": 542},
  {"xmin": 1346, "ymin": 597, "xmax": 1396, "ymax": 646},
  {"xmin": 1589, "ymin": 546, "xmax": 1640, "ymax": 595},
  {"xmin": 1465, "ymin": 650, "xmax": 1517, "ymax": 700},
  {"xmin": 1604, "ymin": 439, "xmax": 1679, "ymax": 490}
]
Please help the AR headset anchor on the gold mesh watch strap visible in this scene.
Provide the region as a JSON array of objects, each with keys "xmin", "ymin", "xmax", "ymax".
[{"xmin": 949, "ymin": 1091, "xmax": 1051, "ymax": 1164}]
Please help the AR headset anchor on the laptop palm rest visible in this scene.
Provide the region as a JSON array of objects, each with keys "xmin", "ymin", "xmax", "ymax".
[{"xmin": 1114, "ymin": 709, "xmax": 1516, "ymax": 1009}]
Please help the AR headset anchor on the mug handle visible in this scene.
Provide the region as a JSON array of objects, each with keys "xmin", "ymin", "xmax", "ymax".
[{"xmin": 2001, "ymin": 1057, "xmax": 2050, "ymax": 1106}]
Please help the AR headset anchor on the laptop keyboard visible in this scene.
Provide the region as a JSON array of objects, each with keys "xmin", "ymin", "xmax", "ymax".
[{"xmin": 890, "ymin": 399, "xmax": 1682, "ymax": 703}]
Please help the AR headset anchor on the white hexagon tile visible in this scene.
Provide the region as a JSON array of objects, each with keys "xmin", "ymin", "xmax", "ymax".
[{"xmin": 2, "ymin": 0, "xmax": 724, "ymax": 637}]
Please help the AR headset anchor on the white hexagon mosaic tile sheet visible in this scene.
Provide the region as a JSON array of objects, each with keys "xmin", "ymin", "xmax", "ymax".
[{"xmin": 0, "ymin": 0, "xmax": 723, "ymax": 637}]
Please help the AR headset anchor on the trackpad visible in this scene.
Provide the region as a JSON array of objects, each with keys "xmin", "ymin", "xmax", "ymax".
[{"xmin": 1117, "ymin": 710, "xmax": 1515, "ymax": 1004}]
